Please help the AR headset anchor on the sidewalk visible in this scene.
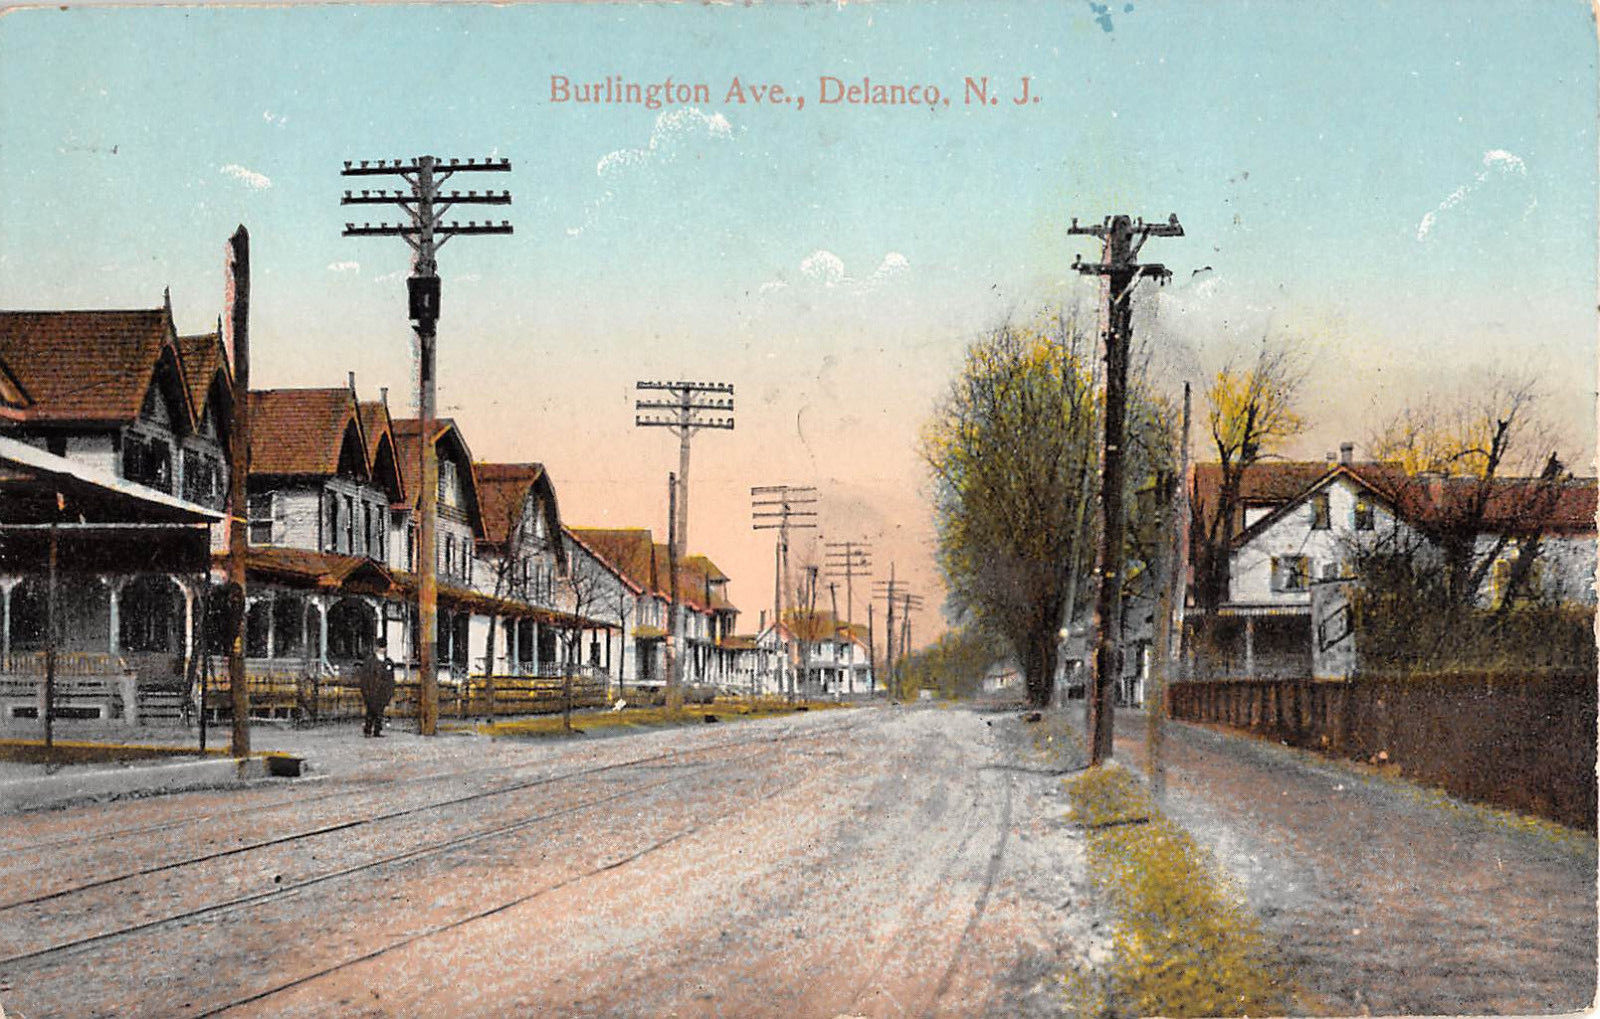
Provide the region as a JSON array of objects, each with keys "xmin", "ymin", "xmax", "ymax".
[
  {"xmin": 1111, "ymin": 707, "xmax": 1597, "ymax": 1015},
  {"xmin": 0, "ymin": 717, "xmax": 498, "ymax": 813}
]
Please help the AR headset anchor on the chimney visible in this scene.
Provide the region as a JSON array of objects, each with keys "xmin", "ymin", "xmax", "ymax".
[
  {"xmin": 347, "ymin": 371, "xmax": 357, "ymax": 398},
  {"xmin": 380, "ymin": 386, "xmax": 389, "ymax": 407},
  {"xmin": 1339, "ymin": 442, "xmax": 1354, "ymax": 465}
]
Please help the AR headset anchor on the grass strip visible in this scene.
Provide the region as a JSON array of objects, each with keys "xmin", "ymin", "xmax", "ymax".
[
  {"xmin": 1063, "ymin": 763, "xmax": 1295, "ymax": 1018},
  {"xmin": 468, "ymin": 698, "xmax": 850, "ymax": 738}
]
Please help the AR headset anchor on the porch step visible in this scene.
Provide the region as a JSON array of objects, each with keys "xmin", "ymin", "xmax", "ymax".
[{"xmin": 139, "ymin": 689, "xmax": 187, "ymax": 725}]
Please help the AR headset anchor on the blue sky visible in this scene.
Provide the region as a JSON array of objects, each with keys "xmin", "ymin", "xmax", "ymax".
[{"xmin": 2, "ymin": 0, "xmax": 1595, "ymax": 634}]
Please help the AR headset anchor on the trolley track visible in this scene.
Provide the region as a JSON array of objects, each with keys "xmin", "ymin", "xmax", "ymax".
[
  {"xmin": 0, "ymin": 713, "xmax": 862, "ymax": 907},
  {"xmin": 0, "ymin": 712, "xmax": 842, "ymax": 853},
  {"xmin": 190, "ymin": 787, "xmax": 770, "ymax": 1018},
  {"xmin": 0, "ymin": 714, "xmax": 865, "ymax": 970}
]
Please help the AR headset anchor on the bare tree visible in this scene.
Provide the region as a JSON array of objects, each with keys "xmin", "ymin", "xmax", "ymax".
[
  {"xmin": 1189, "ymin": 338, "xmax": 1307, "ymax": 657},
  {"xmin": 556, "ymin": 540, "xmax": 614, "ymax": 731},
  {"xmin": 1351, "ymin": 372, "xmax": 1579, "ymax": 665}
]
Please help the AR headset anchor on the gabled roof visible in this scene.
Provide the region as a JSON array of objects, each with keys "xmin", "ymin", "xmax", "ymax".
[
  {"xmin": 680, "ymin": 554, "xmax": 737, "ymax": 613},
  {"xmin": 0, "ymin": 307, "xmax": 197, "ymax": 427},
  {"xmin": 779, "ymin": 609, "xmax": 864, "ymax": 645},
  {"xmin": 176, "ymin": 328, "xmax": 232, "ymax": 424},
  {"xmin": 248, "ymin": 388, "xmax": 369, "ymax": 479},
  {"xmin": 564, "ymin": 526, "xmax": 648, "ymax": 596},
  {"xmin": 568, "ymin": 528, "xmax": 658, "ymax": 593},
  {"xmin": 357, "ymin": 399, "xmax": 405, "ymax": 503},
  {"xmin": 475, "ymin": 462, "xmax": 567, "ymax": 570},
  {"xmin": 1213, "ymin": 459, "xmax": 1599, "ymax": 551},
  {"xmin": 391, "ymin": 417, "xmax": 484, "ymax": 536}
]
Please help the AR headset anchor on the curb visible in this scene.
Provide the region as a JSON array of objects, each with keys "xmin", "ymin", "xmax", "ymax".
[{"xmin": 0, "ymin": 755, "xmax": 270, "ymax": 814}]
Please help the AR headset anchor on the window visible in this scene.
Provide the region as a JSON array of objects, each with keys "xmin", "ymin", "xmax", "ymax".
[
  {"xmin": 1310, "ymin": 493, "xmax": 1330, "ymax": 530},
  {"xmin": 248, "ymin": 493, "xmax": 275, "ymax": 545},
  {"xmin": 438, "ymin": 460, "xmax": 457, "ymax": 507},
  {"xmin": 363, "ymin": 503, "xmax": 374, "ymax": 559},
  {"xmin": 326, "ymin": 493, "xmax": 340, "ymax": 551},
  {"xmin": 122, "ymin": 433, "xmax": 172, "ymax": 493},
  {"xmin": 183, "ymin": 450, "xmax": 223, "ymax": 508},
  {"xmin": 444, "ymin": 535, "xmax": 456, "ymax": 578},
  {"xmin": 1271, "ymin": 555, "xmax": 1311, "ymax": 592},
  {"xmin": 1354, "ymin": 496, "xmax": 1374, "ymax": 531},
  {"xmin": 343, "ymin": 494, "xmax": 355, "ymax": 553}
]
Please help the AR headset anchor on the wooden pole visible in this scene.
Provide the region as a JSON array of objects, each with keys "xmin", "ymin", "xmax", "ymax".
[{"xmin": 225, "ymin": 226, "xmax": 252, "ymax": 758}]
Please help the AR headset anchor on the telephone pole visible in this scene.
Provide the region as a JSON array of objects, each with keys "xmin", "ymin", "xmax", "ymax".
[
  {"xmin": 872, "ymin": 571, "xmax": 920, "ymax": 698},
  {"xmin": 341, "ymin": 155, "xmax": 512, "ymax": 736},
  {"xmin": 636, "ymin": 380, "xmax": 734, "ymax": 557},
  {"xmin": 1069, "ymin": 212, "xmax": 1183, "ymax": 766},
  {"xmin": 824, "ymin": 539, "xmax": 871, "ymax": 628},
  {"xmin": 752, "ymin": 484, "xmax": 817, "ymax": 702}
]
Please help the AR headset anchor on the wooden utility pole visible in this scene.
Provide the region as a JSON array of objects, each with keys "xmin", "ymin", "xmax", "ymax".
[
  {"xmin": 1147, "ymin": 382, "xmax": 1191, "ymax": 798},
  {"xmin": 224, "ymin": 226, "xmax": 252, "ymax": 758},
  {"xmin": 824, "ymin": 540, "xmax": 871, "ymax": 630},
  {"xmin": 752, "ymin": 484, "xmax": 817, "ymax": 703},
  {"xmin": 1070, "ymin": 212, "xmax": 1184, "ymax": 766},
  {"xmin": 666, "ymin": 472, "xmax": 682, "ymax": 711},
  {"xmin": 341, "ymin": 155, "xmax": 512, "ymax": 735},
  {"xmin": 636, "ymin": 381, "xmax": 734, "ymax": 556}
]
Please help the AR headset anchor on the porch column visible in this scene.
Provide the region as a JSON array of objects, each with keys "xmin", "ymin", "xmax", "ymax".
[
  {"xmin": 1, "ymin": 579, "xmax": 14, "ymax": 660},
  {"xmin": 1244, "ymin": 616, "xmax": 1256, "ymax": 678},
  {"xmin": 507, "ymin": 618, "xmax": 518, "ymax": 676},
  {"xmin": 317, "ymin": 597, "xmax": 330, "ymax": 668},
  {"xmin": 531, "ymin": 621, "xmax": 540, "ymax": 675},
  {"xmin": 179, "ymin": 578, "xmax": 196, "ymax": 677},
  {"xmin": 105, "ymin": 576, "xmax": 125, "ymax": 656},
  {"xmin": 263, "ymin": 595, "xmax": 275, "ymax": 660}
]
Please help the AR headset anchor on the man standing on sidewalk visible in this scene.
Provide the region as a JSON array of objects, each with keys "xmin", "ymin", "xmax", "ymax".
[{"xmin": 358, "ymin": 638, "xmax": 396, "ymax": 737}]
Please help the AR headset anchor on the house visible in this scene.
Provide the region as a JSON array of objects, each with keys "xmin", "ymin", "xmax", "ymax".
[
  {"xmin": 0, "ymin": 299, "xmax": 233, "ymax": 697},
  {"xmin": 564, "ymin": 528, "xmax": 748, "ymax": 694},
  {"xmin": 566, "ymin": 528, "xmax": 671, "ymax": 689},
  {"xmin": 241, "ymin": 382, "xmax": 402, "ymax": 674},
  {"xmin": 1187, "ymin": 444, "xmax": 1598, "ymax": 678},
  {"xmin": 769, "ymin": 610, "xmax": 875, "ymax": 698}
]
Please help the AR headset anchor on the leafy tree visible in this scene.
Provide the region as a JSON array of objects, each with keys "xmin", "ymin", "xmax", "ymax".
[{"xmin": 922, "ymin": 312, "xmax": 1099, "ymax": 707}]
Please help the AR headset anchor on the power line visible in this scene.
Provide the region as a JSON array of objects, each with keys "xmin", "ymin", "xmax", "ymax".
[
  {"xmin": 752, "ymin": 484, "xmax": 817, "ymax": 702},
  {"xmin": 341, "ymin": 154, "xmax": 513, "ymax": 737},
  {"xmin": 635, "ymin": 380, "xmax": 734, "ymax": 560}
]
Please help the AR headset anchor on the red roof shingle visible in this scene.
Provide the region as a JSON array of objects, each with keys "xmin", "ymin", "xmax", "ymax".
[
  {"xmin": 248, "ymin": 388, "xmax": 367, "ymax": 478},
  {"xmin": 0, "ymin": 308, "xmax": 190, "ymax": 425}
]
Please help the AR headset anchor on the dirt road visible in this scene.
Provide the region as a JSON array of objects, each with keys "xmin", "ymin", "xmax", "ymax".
[
  {"xmin": 0, "ymin": 704, "xmax": 1097, "ymax": 1018},
  {"xmin": 1114, "ymin": 709, "xmax": 1597, "ymax": 1016}
]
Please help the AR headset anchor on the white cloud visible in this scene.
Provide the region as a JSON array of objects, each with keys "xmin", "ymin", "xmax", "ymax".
[
  {"xmin": 569, "ymin": 107, "xmax": 735, "ymax": 237},
  {"xmin": 326, "ymin": 261, "xmax": 360, "ymax": 274},
  {"xmin": 800, "ymin": 249, "xmax": 847, "ymax": 286},
  {"xmin": 1416, "ymin": 149, "xmax": 1527, "ymax": 241},
  {"xmin": 596, "ymin": 107, "xmax": 733, "ymax": 177},
  {"xmin": 219, "ymin": 163, "xmax": 272, "ymax": 190},
  {"xmin": 769, "ymin": 249, "xmax": 910, "ymax": 295},
  {"xmin": 262, "ymin": 110, "xmax": 288, "ymax": 127},
  {"xmin": 372, "ymin": 269, "xmax": 405, "ymax": 285}
]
